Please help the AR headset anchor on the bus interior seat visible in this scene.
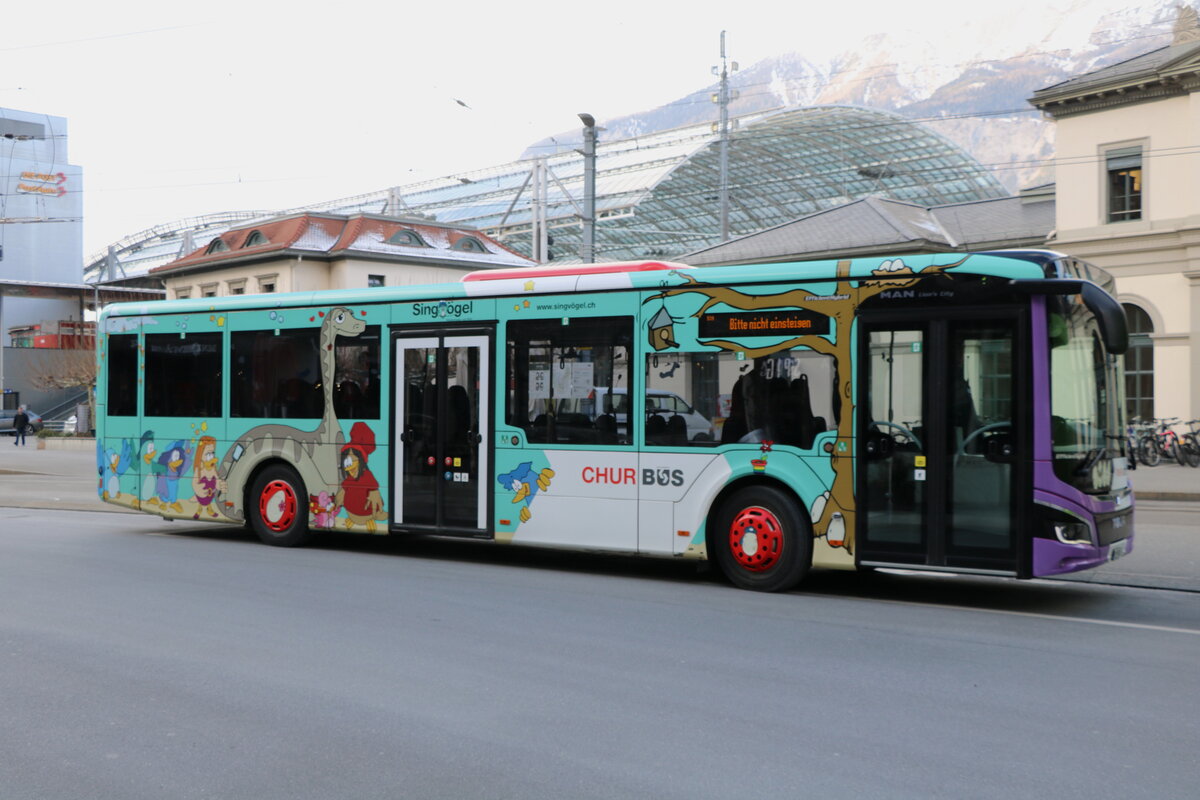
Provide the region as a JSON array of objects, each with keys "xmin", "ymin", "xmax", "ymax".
[
  {"xmin": 530, "ymin": 413, "xmax": 551, "ymax": 442},
  {"xmin": 666, "ymin": 414, "xmax": 688, "ymax": 445},
  {"xmin": 556, "ymin": 412, "xmax": 594, "ymax": 443},
  {"xmin": 594, "ymin": 414, "xmax": 617, "ymax": 444},
  {"xmin": 646, "ymin": 413, "xmax": 668, "ymax": 445}
]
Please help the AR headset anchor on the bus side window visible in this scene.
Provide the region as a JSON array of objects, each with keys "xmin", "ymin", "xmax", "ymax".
[
  {"xmin": 506, "ymin": 317, "xmax": 634, "ymax": 446},
  {"xmin": 646, "ymin": 349, "xmax": 837, "ymax": 448}
]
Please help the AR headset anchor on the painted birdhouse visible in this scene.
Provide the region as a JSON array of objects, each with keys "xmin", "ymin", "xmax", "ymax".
[{"xmin": 648, "ymin": 306, "xmax": 679, "ymax": 351}]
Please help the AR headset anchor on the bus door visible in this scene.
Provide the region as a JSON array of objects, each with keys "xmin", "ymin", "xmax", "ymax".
[
  {"xmin": 857, "ymin": 313, "xmax": 1028, "ymax": 575},
  {"xmin": 391, "ymin": 329, "xmax": 492, "ymax": 536}
]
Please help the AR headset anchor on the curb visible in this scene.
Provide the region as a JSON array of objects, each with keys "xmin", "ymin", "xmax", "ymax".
[{"xmin": 1134, "ymin": 492, "xmax": 1200, "ymax": 503}]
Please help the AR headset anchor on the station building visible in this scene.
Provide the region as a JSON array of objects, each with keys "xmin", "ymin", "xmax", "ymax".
[
  {"xmin": 1029, "ymin": 8, "xmax": 1200, "ymax": 421},
  {"xmin": 87, "ymin": 105, "xmax": 1010, "ymax": 285}
]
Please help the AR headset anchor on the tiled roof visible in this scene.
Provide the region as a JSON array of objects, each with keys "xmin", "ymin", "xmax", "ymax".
[
  {"xmin": 152, "ymin": 213, "xmax": 532, "ymax": 274},
  {"xmin": 1030, "ymin": 40, "xmax": 1200, "ymax": 107}
]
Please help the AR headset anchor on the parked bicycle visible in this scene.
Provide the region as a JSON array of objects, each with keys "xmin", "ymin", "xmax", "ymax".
[
  {"xmin": 1132, "ymin": 418, "xmax": 1161, "ymax": 467},
  {"xmin": 1180, "ymin": 419, "xmax": 1200, "ymax": 468},
  {"xmin": 1142, "ymin": 418, "xmax": 1190, "ymax": 467}
]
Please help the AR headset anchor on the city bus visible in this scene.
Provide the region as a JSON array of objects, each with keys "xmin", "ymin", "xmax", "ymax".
[{"xmin": 95, "ymin": 250, "xmax": 1133, "ymax": 591}]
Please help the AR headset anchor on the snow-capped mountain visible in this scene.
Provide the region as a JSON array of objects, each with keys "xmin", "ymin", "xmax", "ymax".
[{"xmin": 525, "ymin": 0, "xmax": 1183, "ymax": 192}]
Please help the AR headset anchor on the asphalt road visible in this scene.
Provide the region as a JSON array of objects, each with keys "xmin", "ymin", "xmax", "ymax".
[{"xmin": 1, "ymin": 509, "xmax": 1197, "ymax": 800}]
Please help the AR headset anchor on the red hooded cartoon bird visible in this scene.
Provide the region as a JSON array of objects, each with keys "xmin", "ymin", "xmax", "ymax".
[{"xmin": 335, "ymin": 422, "xmax": 388, "ymax": 532}]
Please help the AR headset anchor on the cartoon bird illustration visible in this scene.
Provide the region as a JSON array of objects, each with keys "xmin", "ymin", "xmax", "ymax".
[
  {"xmin": 497, "ymin": 462, "xmax": 555, "ymax": 523},
  {"xmin": 138, "ymin": 432, "xmax": 158, "ymax": 510},
  {"xmin": 335, "ymin": 421, "xmax": 388, "ymax": 533},
  {"xmin": 153, "ymin": 440, "xmax": 193, "ymax": 514},
  {"xmin": 100, "ymin": 439, "xmax": 136, "ymax": 501}
]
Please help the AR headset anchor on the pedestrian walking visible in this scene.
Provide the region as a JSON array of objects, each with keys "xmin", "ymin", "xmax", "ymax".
[{"xmin": 12, "ymin": 406, "xmax": 29, "ymax": 446}]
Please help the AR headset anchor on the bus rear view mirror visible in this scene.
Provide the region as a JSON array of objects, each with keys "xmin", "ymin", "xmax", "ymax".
[
  {"xmin": 1009, "ymin": 278, "xmax": 1129, "ymax": 355},
  {"xmin": 1080, "ymin": 282, "xmax": 1129, "ymax": 355}
]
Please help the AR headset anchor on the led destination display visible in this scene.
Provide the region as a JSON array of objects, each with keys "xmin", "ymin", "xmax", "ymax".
[{"xmin": 699, "ymin": 311, "xmax": 830, "ymax": 337}]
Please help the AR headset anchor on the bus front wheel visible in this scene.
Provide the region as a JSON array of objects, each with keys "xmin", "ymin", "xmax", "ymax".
[
  {"xmin": 249, "ymin": 465, "xmax": 312, "ymax": 547},
  {"xmin": 711, "ymin": 486, "xmax": 810, "ymax": 592}
]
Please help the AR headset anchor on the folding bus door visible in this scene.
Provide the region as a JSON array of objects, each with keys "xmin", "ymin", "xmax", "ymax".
[{"xmin": 392, "ymin": 330, "xmax": 491, "ymax": 536}]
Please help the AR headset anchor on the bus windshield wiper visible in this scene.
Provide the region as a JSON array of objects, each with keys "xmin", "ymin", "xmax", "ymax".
[{"xmin": 1074, "ymin": 447, "xmax": 1108, "ymax": 476}]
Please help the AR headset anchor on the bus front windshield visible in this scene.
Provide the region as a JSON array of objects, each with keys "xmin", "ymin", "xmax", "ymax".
[{"xmin": 1048, "ymin": 296, "xmax": 1125, "ymax": 494}]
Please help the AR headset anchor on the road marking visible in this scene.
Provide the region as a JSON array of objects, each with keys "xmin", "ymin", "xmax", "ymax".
[{"xmin": 875, "ymin": 597, "xmax": 1200, "ymax": 636}]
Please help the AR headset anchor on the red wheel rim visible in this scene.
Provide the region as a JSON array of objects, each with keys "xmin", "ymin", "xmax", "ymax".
[
  {"xmin": 728, "ymin": 506, "xmax": 783, "ymax": 572},
  {"xmin": 260, "ymin": 479, "xmax": 298, "ymax": 532}
]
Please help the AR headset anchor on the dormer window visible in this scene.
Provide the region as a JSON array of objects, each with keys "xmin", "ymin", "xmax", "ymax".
[
  {"xmin": 387, "ymin": 229, "xmax": 426, "ymax": 247},
  {"xmin": 451, "ymin": 236, "xmax": 486, "ymax": 253},
  {"xmin": 205, "ymin": 238, "xmax": 230, "ymax": 255},
  {"xmin": 243, "ymin": 230, "xmax": 269, "ymax": 248}
]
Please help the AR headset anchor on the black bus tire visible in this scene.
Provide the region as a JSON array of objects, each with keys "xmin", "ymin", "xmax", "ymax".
[
  {"xmin": 711, "ymin": 485, "xmax": 810, "ymax": 592},
  {"xmin": 248, "ymin": 464, "xmax": 312, "ymax": 547}
]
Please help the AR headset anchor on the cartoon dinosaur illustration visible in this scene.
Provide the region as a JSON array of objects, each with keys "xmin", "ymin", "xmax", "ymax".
[
  {"xmin": 217, "ymin": 307, "xmax": 366, "ymax": 525},
  {"xmin": 497, "ymin": 462, "xmax": 555, "ymax": 523}
]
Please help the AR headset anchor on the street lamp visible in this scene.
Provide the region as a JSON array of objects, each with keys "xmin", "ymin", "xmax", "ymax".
[{"xmin": 578, "ymin": 113, "xmax": 597, "ymax": 264}]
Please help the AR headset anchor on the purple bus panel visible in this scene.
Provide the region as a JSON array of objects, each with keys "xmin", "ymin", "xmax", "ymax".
[{"xmin": 1029, "ymin": 297, "xmax": 1134, "ymax": 577}]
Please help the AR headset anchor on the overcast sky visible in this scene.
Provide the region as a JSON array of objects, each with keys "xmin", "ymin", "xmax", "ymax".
[{"xmin": 0, "ymin": 0, "xmax": 1152, "ymax": 257}]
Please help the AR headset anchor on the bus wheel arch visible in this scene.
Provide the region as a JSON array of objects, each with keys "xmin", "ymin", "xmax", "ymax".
[
  {"xmin": 247, "ymin": 461, "xmax": 312, "ymax": 547},
  {"xmin": 707, "ymin": 478, "xmax": 812, "ymax": 592}
]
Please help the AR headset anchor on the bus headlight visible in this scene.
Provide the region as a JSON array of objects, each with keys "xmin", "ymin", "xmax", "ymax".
[{"xmin": 1053, "ymin": 521, "xmax": 1093, "ymax": 545}]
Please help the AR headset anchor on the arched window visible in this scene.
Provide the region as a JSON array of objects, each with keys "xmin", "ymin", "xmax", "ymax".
[
  {"xmin": 387, "ymin": 229, "xmax": 426, "ymax": 247},
  {"xmin": 451, "ymin": 236, "xmax": 486, "ymax": 253},
  {"xmin": 1122, "ymin": 303, "xmax": 1154, "ymax": 421},
  {"xmin": 243, "ymin": 230, "xmax": 269, "ymax": 248},
  {"xmin": 205, "ymin": 238, "xmax": 230, "ymax": 255}
]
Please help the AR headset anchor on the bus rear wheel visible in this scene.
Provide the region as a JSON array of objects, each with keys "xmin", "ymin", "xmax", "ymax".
[
  {"xmin": 711, "ymin": 486, "xmax": 810, "ymax": 592},
  {"xmin": 249, "ymin": 465, "xmax": 312, "ymax": 547}
]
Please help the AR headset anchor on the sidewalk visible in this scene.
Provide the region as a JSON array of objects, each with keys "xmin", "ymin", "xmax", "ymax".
[{"xmin": 2, "ymin": 437, "xmax": 1198, "ymax": 513}]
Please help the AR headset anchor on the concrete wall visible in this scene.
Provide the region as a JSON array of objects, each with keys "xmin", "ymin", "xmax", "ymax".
[
  {"xmin": 1, "ymin": 347, "xmax": 91, "ymax": 414},
  {"xmin": 0, "ymin": 107, "xmax": 84, "ymax": 343}
]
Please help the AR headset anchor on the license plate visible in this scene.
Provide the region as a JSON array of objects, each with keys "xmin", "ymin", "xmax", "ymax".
[{"xmin": 1108, "ymin": 539, "xmax": 1129, "ymax": 561}]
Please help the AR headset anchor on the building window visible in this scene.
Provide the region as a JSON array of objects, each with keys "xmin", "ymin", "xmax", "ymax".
[
  {"xmin": 368, "ymin": 274, "xmax": 385, "ymax": 288},
  {"xmin": 200, "ymin": 283, "xmax": 218, "ymax": 298},
  {"xmin": 257, "ymin": 275, "xmax": 277, "ymax": 293},
  {"xmin": 1123, "ymin": 303, "xmax": 1154, "ymax": 421},
  {"xmin": 387, "ymin": 229, "xmax": 426, "ymax": 247},
  {"xmin": 1106, "ymin": 147, "xmax": 1142, "ymax": 222},
  {"xmin": 243, "ymin": 230, "xmax": 269, "ymax": 247},
  {"xmin": 451, "ymin": 236, "xmax": 486, "ymax": 253},
  {"xmin": 227, "ymin": 279, "xmax": 246, "ymax": 295},
  {"xmin": 174, "ymin": 289, "xmax": 192, "ymax": 300},
  {"xmin": 205, "ymin": 238, "xmax": 230, "ymax": 254}
]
